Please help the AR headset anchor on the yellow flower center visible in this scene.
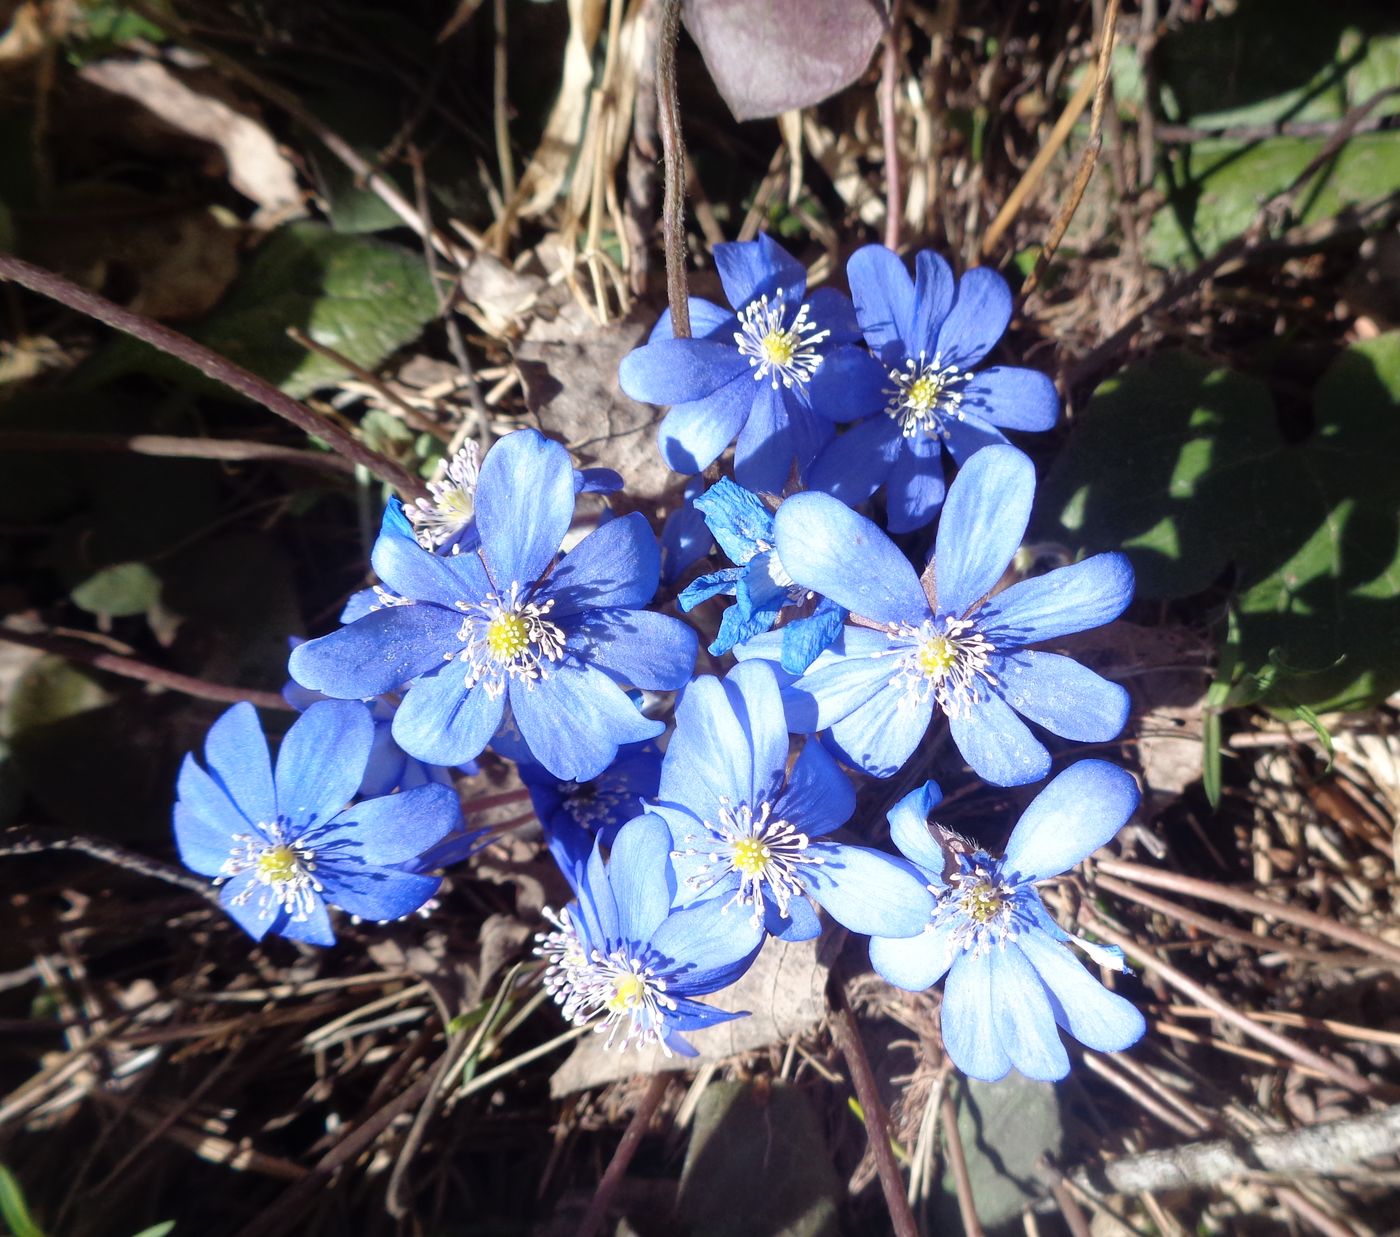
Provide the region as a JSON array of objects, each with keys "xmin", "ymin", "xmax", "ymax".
[
  {"xmin": 731, "ymin": 836, "xmax": 772, "ymax": 876},
  {"xmin": 961, "ymin": 880, "xmax": 1004, "ymax": 924},
  {"xmin": 917, "ymin": 635, "xmax": 958, "ymax": 677},
  {"xmin": 906, "ymin": 372, "xmax": 943, "ymax": 412},
  {"xmin": 760, "ymin": 329, "xmax": 797, "ymax": 367},
  {"xmin": 606, "ymin": 973, "xmax": 647, "ymax": 1013},
  {"xmin": 486, "ymin": 612, "xmax": 530, "ymax": 661},
  {"xmin": 256, "ymin": 844, "xmax": 300, "ymax": 884}
]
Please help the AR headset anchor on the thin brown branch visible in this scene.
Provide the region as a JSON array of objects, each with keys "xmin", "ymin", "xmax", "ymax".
[
  {"xmin": 577, "ymin": 1072, "xmax": 670, "ymax": 1237},
  {"xmin": 0, "ymin": 624, "xmax": 293, "ymax": 712},
  {"xmin": 1156, "ymin": 112, "xmax": 1400, "ymax": 145},
  {"xmin": 941, "ymin": 1088, "xmax": 985, "ymax": 1237},
  {"xmin": 0, "ymin": 826, "xmax": 217, "ymax": 899},
  {"xmin": 0, "ymin": 431, "xmax": 355, "ymax": 474},
  {"xmin": 656, "ymin": 0, "xmax": 690, "ymax": 339},
  {"xmin": 0, "ymin": 251, "xmax": 425, "ymax": 499},
  {"xmin": 881, "ymin": 0, "xmax": 906, "ymax": 251}
]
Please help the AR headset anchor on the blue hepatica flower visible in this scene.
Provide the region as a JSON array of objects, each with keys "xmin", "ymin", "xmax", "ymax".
[
  {"xmin": 808, "ymin": 245, "xmax": 1059, "ymax": 533},
  {"xmin": 742, "ymin": 445, "xmax": 1133, "ymax": 786},
  {"xmin": 678, "ymin": 478, "xmax": 846, "ymax": 672},
  {"xmin": 659, "ymin": 476, "xmax": 714, "ymax": 587},
  {"xmin": 536, "ymin": 814, "xmax": 764, "ymax": 1056},
  {"xmin": 869, "ymin": 763, "xmax": 1147, "ymax": 1081},
  {"xmin": 618, "ymin": 233, "xmax": 871, "ymax": 493},
  {"xmin": 289, "ymin": 429, "xmax": 698, "ymax": 782},
  {"xmin": 520, "ymin": 741, "xmax": 662, "ymax": 850},
  {"xmin": 649, "ymin": 661, "xmax": 935, "ymax": 942},
  {"xmin": 173, "ymin": 700, "xmax": 460, "ymax": 946}
]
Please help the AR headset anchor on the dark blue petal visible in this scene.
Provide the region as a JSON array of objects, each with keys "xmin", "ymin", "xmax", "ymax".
[
  {"xmin": 909, "ymin": 250, "xmax": 956, "ymax": 355},
  {"xmin": 392, "ymin": 666, "xmax": 505, "ymax": 767},
  {"xmin": 807, "ymin": 415, "xmax": 902, "ymax": 505},
  {"xmin": 947, "ymin": 691, "xmax": 1051, "ymax": 787},
  {"xmin": 885, "ymin": 780, "xmax": 947, "ymax": 878},
  {"xmin": 660, "ymin": 478, "xmax": 715, "ymax": 586},
  {"xmin": 569, "ymin": 607, "xmax": 697, "ymax": 690},
  {"xmin": 710, "ymin": 593, "xmax": 781, "ymax": 656},
  {"xmin": 803, "ymin": 841, "xmax": 936, "ymax": 936},
  {"xmin": 358, "ymin": 724, "xmax": 410, "ymax": 796},
  {"xmin": 511, "ymin": 663, "xmax": 661, "ymax": 781},
  {"xmin": 202, "ymin": 702, "xmax": 275, "ymax": 825},
  {"xmin": 276, "ymin": 899, "xmax": 336, "ymax": 946},
  {"xmin": 372, "ymin": 516, "xmax": 489, "ymax": 605},
  {"xmin": 828, "ymin": 683, "xmax": 932, "ymax": 778},
  {"xmin": 734, "ymin": 381, "xmax": 793, "ymax": 494},
  {"xmin": 805, "ymin": 286, "xmax": 861, "ymax": 345},
  {"xmin": 176, "ymin": 753, "xmax": 252, "ymax": 842},
  {"xmin": 932, "ymin": 444, "xmax": 1034, "ymax": 618},
  {"xmin": 218, "ymin": 871, "xmax": 281, "ymax": 943},
  {"xmin": 773, "ymin": 737, "xmax": 854, "ymax": 838},
  {"xmin": 607, "ymin": 815, "xmax": 676, "ymax": 942},
  {"xmin": 980, "ymin": 553, "xmax": 1134, "ymax": 646},
  {"xmin": 679, "ymin": 568, "xmax": 743, "ymax": 611},
  {"xmin": 943, "ymin": 412, "xmax": 1010, "ymax": 463},
  {"xmin": 962, "ymin": 366, "xmax": 1059, "ymax": 431},
  {"xmin": 847, "ymin": 243, "xmax": 914, "ymax": 363},
  {"xmin": 620, "ymin": 336, "xmax": 751, "ymax": 405},
  {"xmin": 315, "ymin": 782, "xmax": 460, "ymax": 866},
  {"xmin": 991, "ymin": 943, "xmax": 1070, "ymax": 1080},
  {"xmin": 693, "ymin": 477, "xmax": 773, "ymax": 564},
  {"xmin": 659, "ymin": 674, "xmax": 751, "ymax": 824},
  {"xmin": 936, "ymin": 266, "xmax": 1012, "ymax": 368},
  {"xmin": 274, "ymin": 700, "xmax": 374, "ymax": 833},
  {"xmin": 774, "ymin": 492, "xmax": 927, "ymax": 624},
  {"xmin": 664, "ymin": 995, "xmax": 748, "ymax": 1034},
  {"xmin": 648, "ymin": 296, "xmax": 734, "ymax": 342},
  {"xmin": 475, "ymin": 428, "xmax": 575, "ymax": 588},
  {"xmin": 289, "ymin": 605, "xmax": 465, "ymax": 700},
  {"xmin": 806, "ymin": 345, "xmax": 889, "ymax": 422},
  {"xmin": 318, "ymin": 864, "xmax": 441, "ymax": 922},
  {"xmin": 173, "ymin": 800, "xmax": 233, "ymax": 878},
  {"xmin": 1018, "ymin": 931, "xmax": 1146, "ymax": 1052},
  {"xmin": 885, "ymin": 430, "xmax": 947, "ymax": 533},
  {"xmin": 768, "ymin": 893, "xmax": 822, "ymax": 940},
  {"xmin": 941, "ymin": 950, "xmax": 1011, "ymax": 1081},
  {"xmin": 549, "ymin": 512, "xmax": 660, "ymax": 615},
  {"xmin": 713, "ymin": 233, "xmax": 806, "ymax": 311},
  {"xmin": 869, "ymin": 918, "xmax": 958, "ymax": 991},
  {"xmin": 1003, "ymin": 759, "xmax": 1140, "ymax": 881},
  {"xmin": 786, "ymin": 391, "xmax": 836, "ymax": 482},
  {"xmin": 576, "ymin": 467, "xmax": 624, "ymax": 494},
  {"xmin": 657, "ymin": 373, "xmax": 755, "ymax": 473},
  {"xmin": 994, "ymin": 651, "xmax": 1130, "ymax": 742},
  {"xmin": 779, "ymin": 597, "xmax": 847, "ymax": 674},
  {"xmin": 650, "ymin": 898, "xmax": 765, "ymax": 996}
]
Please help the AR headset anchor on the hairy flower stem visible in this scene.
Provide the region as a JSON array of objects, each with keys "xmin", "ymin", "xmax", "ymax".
[
  {"xmin": 0, "ymin": 250, "xmax": 427, "ymax": 500},
  {"xmin": 656, "ymin": 0, "xmax": 690, "ymax": 339},
  {"xmin": 577, "ymin": 1072, "xmax": 670, "ymax": 1237},
  {"xmin": 880, "ymin": 0, "xmax": 905, "ymax": 251}
]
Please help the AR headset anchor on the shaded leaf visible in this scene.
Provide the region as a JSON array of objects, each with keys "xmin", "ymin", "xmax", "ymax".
[{"xmin": 71, "ymin": 561, "xmax": 161, "ymax": 618}]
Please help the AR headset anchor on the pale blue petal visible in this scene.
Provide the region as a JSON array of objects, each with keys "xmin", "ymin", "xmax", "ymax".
[
  {"xmin": 936, "ymin": 266, "xmax": 1012, "ymax": 368},
  {"xmin": 648, "ymin": 296, "xmax": 734, "ymax": 342},
  {"xmin": 651, "ymin": 898, "xmax": 766, "ymax": 996},
  {"xmin": 779, "ymin": 597, "xmax": 847, "ymax": 674},
  {"xmin": 932, "ymin": 444, "xmax": 1034, "ymax": 618},
  {"xmin": 172, "ymin": 798, "xmax": 235, "ymax": 878},
  {"xmin": 723, "ymin": 659, "xmax": 791, "ymax": 800},
  {"xmin": 568, "ymin": 607, "xmax": 697, "ymax": 690},
  {"xmin": 548, "ymin": 512, "xmax": 659, "ymax": 615},
  {"xmin": 314, "ymin": 783, "xmax": 460, "ymax": 866},
  {"xmin": 176, "ymin": 753, "xmax": 253, "ymax": 841},
  {"xmin": 475, "ymin": 429, "xmax": 575, "ymax": 588},
  {"xmin": 202, "ymin": 702, "xmax": 275, "ymax": 825},
  {"xmin": 994, "ymin": 651, "xmax": 1130, "ymax": 742},
  {"xmin": 392, "ymin": 666, "xmax": 504, "ymax": 768},
  {"xmin": 885, "ymin": 431, "xmax": 947, "ymax": 534},
  {"xmin": 657, "ymin": 372, "xmax": 755, "ymax": 473},
  {"xmin": 847, "ymin": 243, "xmax": 915, "ymax": 362},
  {"xmin": 218, "ymin": 871, "xmax": 280, "ymax": 943},
  {"xmin": 783, "ymin": 649, "xmax": 897, "ymax": 733},
  {"xmin": 372, "ymin": 518, "xmax": 489, "ymax": 605},
  {"xmin": 1002, "ymin": 759, "xmax": 1140, "ymax": 881},
  {"xmin": 769, "ymin": 893, "xmax": 823, "ymax": 940},
  {"xmin": 803, "ymin": 841, "xmax": 936, "ymax": 936},
  {"xmin": 659, "ymin": 674, "xmax": 751, "ymax": 825},
  {"xmin": 512, "ymin": 663, "xmax": 661, "ymax": 781},
  {"xmin": 714, "ymin": 232, "xmax": 806, "ymax": 311},
  {"xmin": 277, "ymin": 898, "xmax": 336, "ymax": 946},
  {"xmin": 807, "ymin": 414, "xmax": 903, "ymax": 505},
  {"xmin": 869, "ymin": 919, "xmax": 957, "ymax": 991},
  {"xmin": 962, "ymin": 366, "xmax": 1059, "ymax": 432},
  {"xmin": 827, "ymin": 680, "xmax": 932, "ymax": 778},
  {"xmin": 694, "ymin": 477, "xmax": 773, "ymax": 563},
  {"xmin": 1018, "ymin": 931, "xmax": 1146, "ymax": 1053},
  {"xmin": 885, "ymin": 780, "xmax": 947, "ymax": 878},
  {"xmin": 774, "ymin": 492, "xmax": 927, "ymax": 623},
  {"xmin": 980, "ymin": 553, "xmax": 1135, "ymax": 646},
  {"xmin": 274, "ymin": 700, "xmax": 374, "ymax": 832},
  {"xmin": 288, "ymin": 604, "xmax": 465, "ymax": 700},
  {"xmin": 948, "ymin": 691, "xmax": 1051, "ymax": 787},
  {"xmin": 991, "ymin": 944, "xmax": 1071, "ymax": 1081},
  {"xmin": 773, "ymin": 735, "xmax": 854, "ymax": 837},
  {"xmin": 318, "ymin": 865, "xmax": 441, "ymax": 923},
  {"xmin": 680, "ymin": 567, "xmax": 743, "ymax": 610},
  {"xmin": 620, "ymin": 337, "xmax": 750, "ymax": 403},
  {"xmin": 608, "ymin": 815, "xmax": 677, "ymax": 942},
  {"xmin": 941, "ymin": 950, "xmax": 1011, "ymax": 1081}
]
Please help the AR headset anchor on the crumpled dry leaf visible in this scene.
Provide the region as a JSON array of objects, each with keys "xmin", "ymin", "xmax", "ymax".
[
  {"xmin": 549, "ymin": 935, "xmax": 829, "ymax": 1095},
  {"xmin": 78, "ymin": 58, "xmax": 303, "ymax": 225},
  {"xmin": 458, "ymin": 252, "xmax": 546, "ymax": 339}
]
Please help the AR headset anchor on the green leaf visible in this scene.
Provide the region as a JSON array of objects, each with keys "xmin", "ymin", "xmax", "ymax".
[
  {"xmin": 129, "ymin": 1224, "xmax": 176, "ymax": 1237},
  {"xmin": 70, "ymin": 561, "xmax": 162, "ymax": 618},
  {"xmin": 678, "ymin": 1080, "xmax": 841, "ymax": 1237},
  {"xmin": 0, "ymin": 1164, "xmax": 47, "ymax": 1237},
  {"xmin": 938, "ymin": 1074, "xmax": 1062, "ymax": 1231}
]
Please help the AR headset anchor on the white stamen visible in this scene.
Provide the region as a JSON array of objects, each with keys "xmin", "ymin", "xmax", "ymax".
[
  {"xmin": 407, "ymin": 445, "xmax": 481, "ymax": 548},
  {"xmin": 733, "ymin": 288, "xmax": 830, "ymax": 390},
  {"xmin": 453, "ymin": 580, "xmax": 566, "ymax": 699},
  {"xmin": 884, "ymin": 615, "xmax": 997, "ymax": 717},
  {"xmin": 885, "ymin": 351, "xmax": 971, "ymax": 438},
  {"xmin": 221, "ymin": 820, "xmax": 322, "ymax": 921}
]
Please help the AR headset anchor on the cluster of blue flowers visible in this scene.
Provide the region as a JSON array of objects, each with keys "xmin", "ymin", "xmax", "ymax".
[{"xmin": 172, "ymin": 235, "xmax": 1145, "ymax": 1082}]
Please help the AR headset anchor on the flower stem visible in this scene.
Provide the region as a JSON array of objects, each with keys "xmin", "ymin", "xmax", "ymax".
[
  {"xmin": 576, "ymin": 1071, "xmax": 670, "ymax": 1237},
  {"xmin": 656, "ymin": 0, "xmax": 690, "ymax": 339}
]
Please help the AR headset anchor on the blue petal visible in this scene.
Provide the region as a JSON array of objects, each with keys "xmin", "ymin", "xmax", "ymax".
[
  {"xmin": 570, "ymin": 607, "xmax": 696, "ymax": 690},
  {"xmin": 172, "ymin": 799, "xmax": 234, "ymax": 878},
  {"xmin": 358, "ymin": 724, "xmax": 409, "ymax": 796},
  {"xmin": 511, "ymin": 663, "xmax": 661, "ymax": 781},
  {"xmin": 885, "ymin": 431, "xmax": 946, "ymax": 534},
  {"xmin": 577, "ymin": 834, "xmax": 620, "ymax": 944},
  {"xmin": 807, "ymin": 414, "xmax": 903, "ymax": 505},
  {"xmin": 315, "ymin": 782, "xmax": 460, "ymax": 866},
  {"xmin": 1002, "ymin": 760, "xmax": 1141, "ymax": 881},
  {"xmin": 710, "ymin": 594, "xmax": 781, "ymax": 657},
  {"xmin": 885, "ymin": 780, "xmax": 947, "ymax": 878},
  {"xmin": 713, "ymin": 233, "xmax": 806, "ymax": 311},
  {"xmin": 657, "ymin": 372, "xmax": 755, "ymax": 473},
  {"xmin": 803, "ymin": 841, "xmax": 935, "ymax": 936},
  {"xmin": 941, "ymin": 950, "xmax": 1011, "ymax": 1081},
  {"xmin": 991, "ymin": 943, "xmax": 1071, "ymax": 1080},
  {"xmin": 1018, "ymin": 931, "xmax": 1146, "ymax": 1053},
  {"xmin": 372, "ymin": 519, "xmax": 489, "ymax": 605},
  {"xmin": 962, "ymin": 366, "xmax": 1059, "ymax": 432},
  {"xmin": 202, "ymin": 702, "xmax": 275, "ymax": 825},
  {"xmin": 317, "ymin": 863, "xmax": 440, "ymax": 922},
  {"xmin": 779, "ymin": 597, "xmax": 847, "ymax": 674},
  {"xmin": 648, "ymin": 296, "xmax": 734, "ymax": 342},
  {"xmin": 734, "ymin": 381, "xmax": 793, "ymax": 494},
  {"xmin": 340, "ymin": 587, "xmax": 386, "ymax": 623},
  {"xmin": 680, "ymin": 567, "xmax": 743, "ymax": 610},
  {"xmin": 660, "ymin": 480, "xmax": 715, "ymax": 585},
  {"xmin": 769, "ymin": 893, "xmax": 823, "ymax": 940},
  {"xmin": 659, "ymin": 675, "xmax": 751, "ymax": 824},
  {"xmin": 274, "ymin": 701, "xmax": 374, "ymax": 833},
  {"xmin": 786, "ymin": 391, "xmax": 835, "ymax": 482},
  {"xmin": 774, "ymin": 492, "xmax": 928, "ymax": 624},
  {"xmin": 665, "ymin": 996, "xmax": 748, "ymax": 1035},
  {"xmin": 288, "ymin": 605, "xmax": 464, "ymax": 700},
  {"xmin": 806, "ymin": 286, "xmax": 861, "ymax": 344},
  {"xmin": 994, "ymin": 651, "xmax": 1130, "ymax": 742},
  {"xmin": 827, "ymin": 681, "xmax": 932, "ymax": 778},
  {"xmin": 475, "ymin": 429, "xmax": 575, "ymax": 588},
  {"xmin": 277, "ymin": 899, "xmax": 336, "ymax": 946},
  {"xmin": 943, "ymin": 412, "xmax": 1010, "ymax": 463},
  {"xmin": 176, "ymin": 752, "xmax": 253, "ymax": 840},
  {"xmin": 650, "ymin": 898, "xmax": 765, "ymax": 996},
  {"xmin": 806, "ymin": 346, "xmax": 889, "ymax": 422},
  {"xmin": 933, "ymin": 444, "xmax": 1034, "ymax": 618},
  {"xmin": 869, "ymin": 919, "xmax": 958, "ymax": 991},
  {"xmin": 847, "ymin": 244, "xmax": 915, "ymax": 363},
  {"xmin": 724, "ymin": 660, "xmax": 791, "ymax": 800},
  {"xmin": 548, "ymin": 512, "xmax": 660, "ymax": 615},
  {"xmin": 980, "ymin": 553, "xmax": 1135, "ymax": 646},
  {"xmin": 392, "ymin": 666, "xmax": 505, "ymax": 767},
  {"xmin": 607, "ymin": 815, "xmax": 676, "ymax": 942},
  {"xmin": 773, "ymin": 735, "xmax": 854, "ymax": 838},
  {"xmin": 936, "ymin": 266, "xmax": 1012, "ymax": 368},
  {"xmin": 694, "ymin": 477, "xmax": 773, "ymax": 564},
  {"xmin": 909, "ymin": 250, "xmax": 956, "ymax": 356},
  {"xmin": 784, "ymin": 646, "xmax": 898, "ymax": 732},
  {"xmin": 620, "ymin": 337, "xmax": 750, "ymax": 404},
  {"xmin": 218, "ymin": 871, "xmax": 280, "ymax": 943},
  {"xmin": 576, "ymin": 467, "xmax": 624, "ymax": 494},
  {"xmin": 947, "ymin": 691, "xmax": 1051, "ymax": 787}
]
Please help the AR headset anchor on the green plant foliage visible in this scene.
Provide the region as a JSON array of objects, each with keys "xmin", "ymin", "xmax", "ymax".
[
  {"xmin": 1038, "ymin": 335, "xmax": 1400, "ymax": 710},
  {"xmin": 70, "ymin": 561, "xmax": 162, "ymax": 619},
  {"xmin": 677, "ymin": 1080, "xmax": 841, "ymax": 1237},
  {"xmin": 0, "ymin": 1164, "xmax": 46, "ymax": 1237}
]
